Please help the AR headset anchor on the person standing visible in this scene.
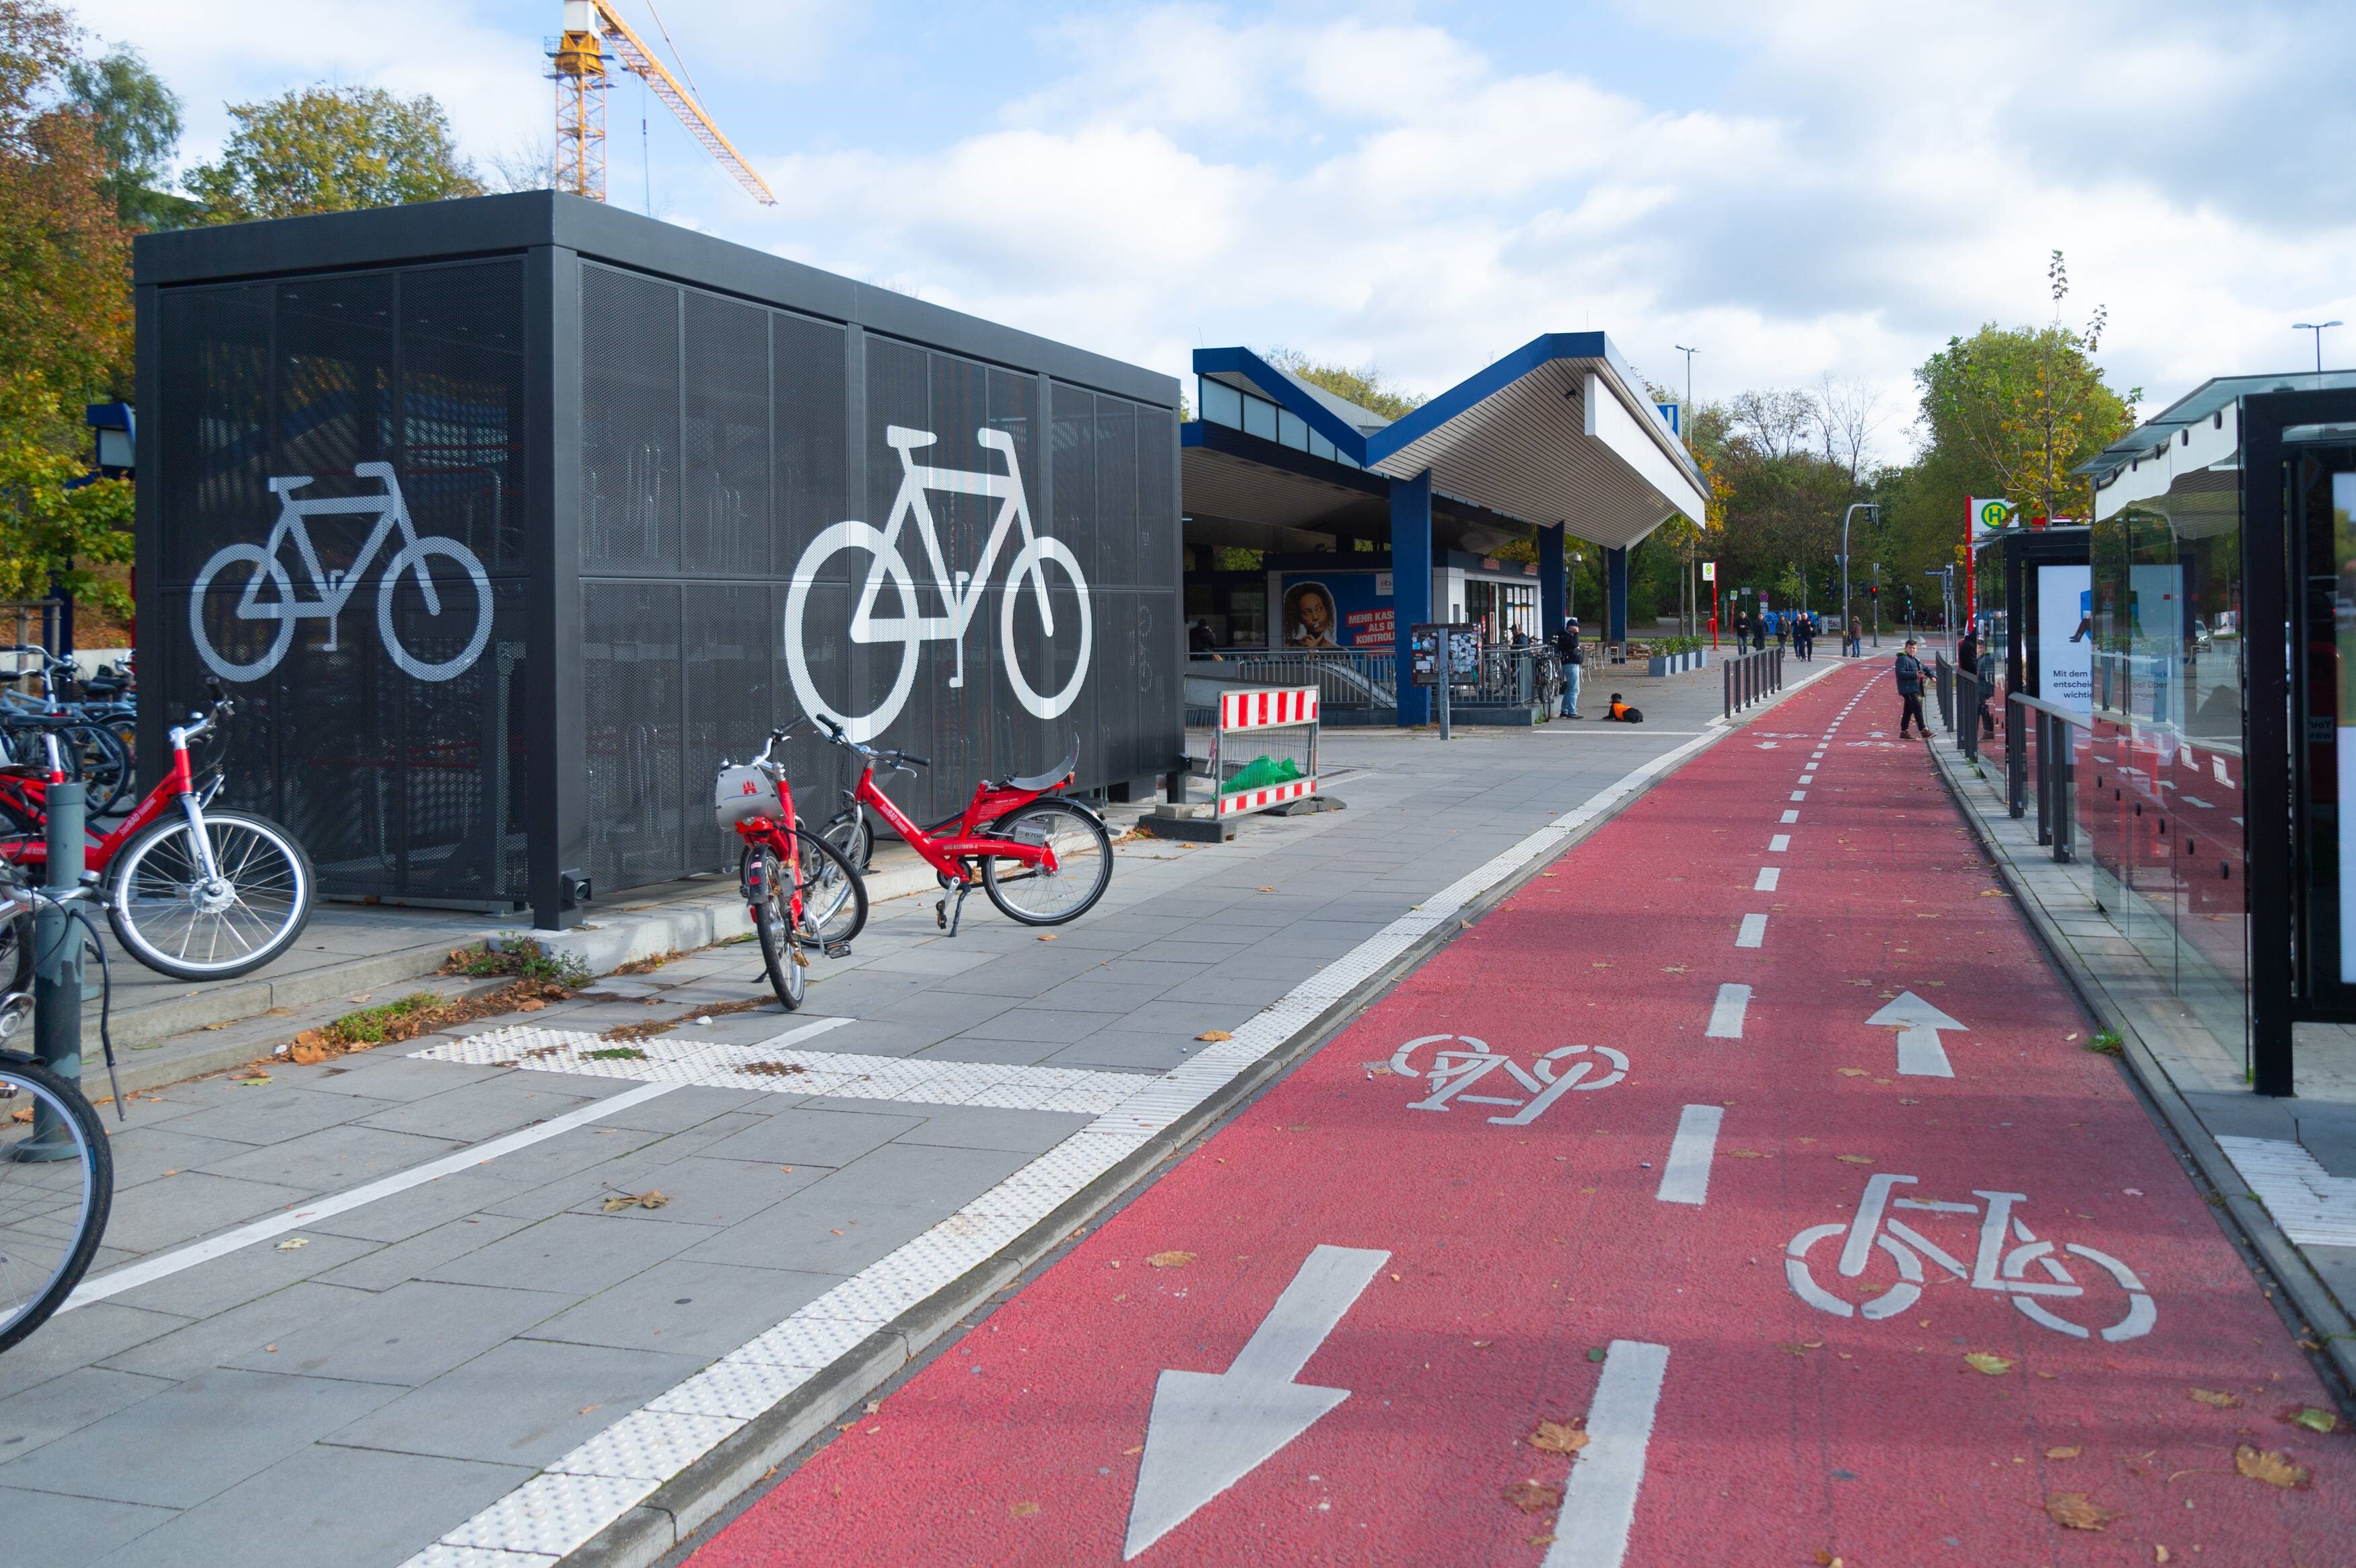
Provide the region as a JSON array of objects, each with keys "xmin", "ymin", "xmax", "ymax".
[
  {"xmin": 1846, "ymin": 614, "xmax": 1862, "ymax": 657},
  {"xmin": 1750, "ymin": 613, "xmax": 1766, "ymax": 653},
  {"xmin": 1553, "ymin": 616, "xmax": 1584, "ymax": 718},
  {"xmin": 1895, "ymin": 637, "xmax": 1928, "ymax": 738}
]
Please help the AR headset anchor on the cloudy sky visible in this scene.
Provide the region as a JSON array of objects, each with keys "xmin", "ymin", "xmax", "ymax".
[{"xmin": 75, "ymin": 0, "xmax": 2356, "ymax": 457}]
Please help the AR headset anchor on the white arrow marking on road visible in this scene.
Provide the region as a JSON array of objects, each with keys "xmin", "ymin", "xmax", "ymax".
[
  {"xmin": 1125, "ymin": 1244, "xmax": 1388, "ymax": 1559},
  {"xmin": 1867, "ymin": 990, "xmax": 1966, "ymax": 1077},
  {"xmin": 1541, "ymin": 1341, "xmax": 1673, "ymax": 1568}
]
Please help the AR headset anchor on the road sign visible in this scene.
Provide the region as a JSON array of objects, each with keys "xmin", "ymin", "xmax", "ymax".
[
  {"xmin": 1125, "ymin": 1244, "xmax": 1388, "ymax": 1559},
  {"xmin": 1701, "ymin": 561, "xmax": 1716, "ymax": 582}
]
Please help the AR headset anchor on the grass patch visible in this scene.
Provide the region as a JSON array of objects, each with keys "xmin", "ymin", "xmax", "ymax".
[
  {"xmin": 613, "ymin": 950, "xmax": 683, "ymax": 975},
  {"xmin": 444, "ymin": 936, "xmax": 591, "ymax": 990},
  {"xmin": 582, "ymin": 1046, "xmax": 647, "ymax": 1061},
  {"xmin": 328, "ymin": 993, "xmax": 441, "ymax": 1045},
  {"xmin": 2086, "ymin": 1028, "xmax": 2124, "ymax": 1057}
]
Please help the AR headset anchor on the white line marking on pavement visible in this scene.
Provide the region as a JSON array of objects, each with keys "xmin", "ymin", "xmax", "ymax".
[
  {"xmin": 1780, "ymin": 809, "xmax": 1799, "ymax": 823},
  {"xmin": 1124, "ymin": 1244, "xmax": 1387, "ymax": 1559},
  {"xmin": 1541, "ymin": 1341, "xmax": 1671, "ymax": 1568},
  {"xmin": 1754, "ymin": 867, "xmax": 1780, "ymax": 892},
  {"xmin": 1735, "ymin": 914, "xmax": 1768, "ymax": 948},
  {"xmin": 1655, "ymin": 1106, "xmax": 1724, "ymax": 1205},
  {"xmin": 399, "ymin": 723, "xmax": 1740, "ymax": 1567},
  {"xmin": 1866, "ymin": 991, "xmax": 1964, "ymax": 1077},
  {"xmin": 1768, "ymin": 834, "xmax": 1791, "ymax": 853},
  {"xmin": 1789, "ymin": 791, "xmax": 1807, "ymax": 801},
  {"xmin": 1704, "ymin": 984, "xmax": 1751, "ymax": 1039}
]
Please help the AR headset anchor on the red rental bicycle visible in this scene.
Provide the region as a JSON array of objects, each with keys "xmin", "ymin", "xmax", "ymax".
[
  {"xmin": 810, "ymin": 715, "xmax": 1113, "ymax": 936},
  {"xmin": 0, "ymin": 681, "xmax": 314, "ymax": 983},
  {"xmin": 714, "ymin": 726, "xmax": 868, "ymax": 1011}
]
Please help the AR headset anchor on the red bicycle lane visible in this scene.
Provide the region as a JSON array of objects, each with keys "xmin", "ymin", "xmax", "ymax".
[{"xmin": 689, "ymin": 664, "xmax": 2355, "ymax": 1567}]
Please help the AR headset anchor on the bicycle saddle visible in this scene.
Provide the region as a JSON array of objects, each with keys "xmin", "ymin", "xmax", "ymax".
[{"xmin": 1000, "ymin": 738, "xmax": 1078, "ymax": 793}]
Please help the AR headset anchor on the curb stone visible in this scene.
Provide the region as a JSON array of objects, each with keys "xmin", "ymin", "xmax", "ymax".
[{"xmin": 1927, "ymin": 742, "xmax": 2356, "ymax": 1415}]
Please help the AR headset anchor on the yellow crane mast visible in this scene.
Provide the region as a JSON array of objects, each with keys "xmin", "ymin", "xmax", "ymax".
[{"xmin": 550, "ymin": 0, "xmax": 776, "ymax": 207}]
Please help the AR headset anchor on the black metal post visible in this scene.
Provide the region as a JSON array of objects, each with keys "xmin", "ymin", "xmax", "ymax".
[
  {"xmin": 2053, "ymin": 715, "xmax": 2075, "ymax": 864},
  {"xmin": 2243, "ymin": 399, "xmax": 2293, "ymax": 1096},
  {"xmin": 2007, "ymin": 698, "xmax": 2027, "ymax": 817},
  {"xmin": 20, "ymin": 781, "xmax": 83, "ymax": 1160}
]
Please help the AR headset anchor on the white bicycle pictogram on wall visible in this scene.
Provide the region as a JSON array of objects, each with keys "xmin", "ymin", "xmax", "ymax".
[
  {"xmin": 1785, "ymin": 1172, "xmax": 2155, "ymax": 1341},
  {"xmin": 189, "ymin": 461, "xmax": 493, "ymax": 684},
  {"xmin": 785, "ymin": 425, "xmax": 1089, "ymax": 744},
  {"xmin": 1388, "ymin": 1034, "xmax": 1628, "ymax": 1127}
]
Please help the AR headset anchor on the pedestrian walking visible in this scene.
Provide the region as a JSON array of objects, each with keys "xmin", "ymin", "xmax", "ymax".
[
  {"xmin": 1895, "ymin": 637, "xmax": 1928, "ymax": 738},
  {"xmin": 1553, "ymin": 616, "xmax": 1584, "ymax": 719},
  {"xmin": 1846, "ymin": 614, "xmax": 1862, "ymax": 657},
  {"xmin": 1750, "ymin": 614, "xmax": 1766, "ymax": 653},
  {"xmin": 1795, "ymin": 615, "xmax": 1813, "ymax": 662}
]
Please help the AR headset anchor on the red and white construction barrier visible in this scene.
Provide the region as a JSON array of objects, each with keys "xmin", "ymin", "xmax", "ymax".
[
  {"xmin": 1219, "ymin": 686, "xmax": 1321, "ymax": 731},
  {"xmin": 1202, "ymin": 684, "xmax": 1319, "ymax": 821}
]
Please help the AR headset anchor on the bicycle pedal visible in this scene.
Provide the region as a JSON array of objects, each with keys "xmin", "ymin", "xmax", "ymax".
[{"xmin": 823, "ymin": 941, "xmax": 852, "ymax": 960}]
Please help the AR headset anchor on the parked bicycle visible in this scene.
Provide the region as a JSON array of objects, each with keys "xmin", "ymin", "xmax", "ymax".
[
  {"xmin": 0, "ymin": 681, "xmax": 314, "ymax": 981},
  {"xmin": 1785, "ymin": 1172, "xmax": 2155, "ymax": 1341},
  {"xmin": 784, "ymin": 426, "xmax": 1090, "ymax": 743},
  {"xmin": 810, "ymin": 715, "xmax": 1112, "ymax": 936},
  {"xmin": 0, "ymin": 647, "xmax": 133, "ymax": 817},
  {"xmin": 0, "ymin": 851, "xmax": 129, "ymax": 1355},
  {"xmin": 189, "ymin": 462, "xmax": 493, "ymax": 684},
  {"xmin": 714, "ymin": 725, "xmax": 868, "ymax": 1011}
]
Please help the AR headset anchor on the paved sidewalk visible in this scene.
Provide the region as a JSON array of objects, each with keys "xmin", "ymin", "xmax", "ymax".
[
  {"xmin": 1933, "ymin": 728, "xmax": 2356, "ymax": 1398},
  {"xmin": 1, "ymin": 660, "xmax": 1852, "ymax": 1568}
]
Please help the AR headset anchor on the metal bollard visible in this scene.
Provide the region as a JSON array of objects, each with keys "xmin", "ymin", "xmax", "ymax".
[{"xmin": 20, "ymin": 779, "xmax": 85, "ymax": 1162}]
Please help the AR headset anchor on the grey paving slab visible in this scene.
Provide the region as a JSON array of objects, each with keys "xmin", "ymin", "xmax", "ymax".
[
  {"xmin": 950, "ymin": 1005, "xmax": 1130, "ymax": 1044},
  {"xmin": 288, "ymin": 1054, "xmax": 511, "ymax": 1101},
  {"xmin": 0, "ymin": 1366, "xmax": 172, "ymax": 1466},
  {"xmin": 678, "ymin": 1187, "xmax": 969, "ymax": 1277},
  {"xmin": 0, "ymin": 1367, "xmax": 401, "ymax": 1509},
  {"xmin": 1042, "ymin": 1034, "xmax": 1201, "ymax": 1073},
  {"xmin": 534, "ymin": 1153, "xmax": 827, "ymax": 1229},
  {"xmin": 891, "ymin": 1104, "xmax": 1093, "ymax": 1154},
  {"xmin": 0, "ymin": 1304, "xmax": 186, "ymax": 1404},
  {"xmin": 353, "ymin": 1077, "xmax": 606, "ymax": 1142},
  {"xmin": 314, "ymin": 1211, "xmax": 537, "ymax": 1291},
  {"xmin": 0, "ymin": 1483, "xmax": 173, "ymax": 1568},
  {"xmin": 221, "ymin": 1280, "xmax": 569, "ymax": 1386},
  {"xmin": 188, "ymin": 1123, "xmax": 467, "ymax": 1195},
  {"xmin": 106, "ymin": 1227, "xmax": 383, "ymax": 1321},
  {"xmin": 522, "ymin": 1258, "xmax": 838, "ymax": 1361},
  {"xmin": 96, "ymin": 1283, "xmax": 370, "ymax": 1384},
  {"xmin": 852, "ymin": 945, "xmax": 998, "ymax": 976},
  {"xmin": 102, "ymin": 1125, "xmax": 258, "ymax": 1190},
  {"xmin": 322, "ymin": 1337, "xmax": 703, "ymax": 1467},
  {"xmin": 143, "ymin": 1085, "xmax": 374, "ymax": 1149},
  {"xmin": 695, "ymin": 1104, "xmax": 926, "ymax": 1168},
  {"xmin": 421, "ymin": 1211, "xmax": 719, "ymax": 1297},
  {"xmin": 94, "ymin": 1170, "xmax": 314, "ymax": 1257},
  {"xmin": 86, "ymin": 1442, "xmax": 531, "ymax": 1568}
]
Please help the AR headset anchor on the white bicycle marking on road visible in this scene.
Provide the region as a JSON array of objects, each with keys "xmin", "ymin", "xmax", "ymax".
[
  {"xmin": 190, "ymin": 462, "xmax": 494, "ymax": 684},
  {"xmin": 1655, "ymin": 1107, "xmax": 1723, "ymax": 1207},
  {"xmin": 1704, "ymin": 983, "xmax": 1751, "ymax": 1038},
  {"xmin": 1785, "ymin": 1174, "xmax": 2155, "ymax": 1341},
  {"xmin": 1735, "ymin": 913, "xmax": 1768, "ymax": 948},
  {"xmin": 1389, "ymin": 1034, "xmax": 1627, "ymax": 1125},
  {"xmin": 786, "ymin": 425, "xmax": 1089, "ymax": 742}
]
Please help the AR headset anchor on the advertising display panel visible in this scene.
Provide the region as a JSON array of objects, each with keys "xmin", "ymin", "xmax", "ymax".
[
  {"xmin": 1278, "ymin": 571, "xmax": 1393, "ymax": 651},
  {"xmin": 2036, "ymin": 564, "xmax": 2092, "ymax": 714},
  {"xmin": 136, "ymin": 193, "xmax": 1182, "ymax": 923}
]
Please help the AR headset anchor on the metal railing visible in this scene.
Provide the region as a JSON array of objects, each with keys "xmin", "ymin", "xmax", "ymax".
[
  {"xmin": 1722, "ymin": 647, "xmax": 1785, "ymax": 717},
  {"xmin": 2008, "ymin": 692, "xmax": 2089, "ymax": 863},
  {"xmin": 1190, "ymin": 649, "xmax": 1397, "ymax": 709}
]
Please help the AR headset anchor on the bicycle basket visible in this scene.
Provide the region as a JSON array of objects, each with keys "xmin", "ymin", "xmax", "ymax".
[{"xmin": 713, "ymin": 763, "xmax": 781, "ymax": 831}]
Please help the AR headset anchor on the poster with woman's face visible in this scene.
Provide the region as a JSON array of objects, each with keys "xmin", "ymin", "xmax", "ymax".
[{"xmin": 1284, "ymin": 582, "xmax": 1340, "ymax": 649}]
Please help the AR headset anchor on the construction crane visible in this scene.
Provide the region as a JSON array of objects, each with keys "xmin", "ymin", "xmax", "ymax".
[{"xmin": 549, "ymin": 0, "xmax": 775, "ymax": 207}]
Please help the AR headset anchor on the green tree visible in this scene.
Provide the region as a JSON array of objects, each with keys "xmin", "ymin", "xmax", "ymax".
[
  {"xmin": 65, "ymin": 43, "xmax": 190, "ymax": 229},
  {"xmin": 1259, "ymin": 347, "xmax": 1426, "ymax": 422},
  {"xmin": 184, "ymin": 85, "xmax": 484, "ymax": 222},
  {"xmin": 0, "ymin": 373, "xmax": 134, "ymax": 616}
]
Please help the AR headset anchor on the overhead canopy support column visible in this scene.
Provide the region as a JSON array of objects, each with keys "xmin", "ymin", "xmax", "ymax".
[
  {"xmin": 1391, "ymin": 471, "xmax": 1432, "ymax": 727},
  {"xmin": 1539, "ymin": 523, "xmax": 1566, "ymax": 635},
  {"xmin": 1605, "ymin": 545, "xmax": 1629, "ymax": 643}
]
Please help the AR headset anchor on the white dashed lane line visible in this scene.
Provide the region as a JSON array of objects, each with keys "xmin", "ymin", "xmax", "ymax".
[
  {"xmin": 1655, "ymin": 1106, "xmax": 1725, "ymax": 1207},
  {"xmin": 1704, "ymin": 983, "xmax": 1752, "ymax": 1038},
  {"xmin": 1735, "ymin": 913, "xmax": 1768, "ymax": 948},
  {"xmin": 1768, "ymin": 834, "xmax": 1791, "ymax": 852},
  {"xmin": 1754, "ymin": 867, "xmax": 1780, "ymax": 892}
]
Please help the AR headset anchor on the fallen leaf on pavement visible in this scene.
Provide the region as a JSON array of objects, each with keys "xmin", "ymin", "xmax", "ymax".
[
  {"xmin": 2155, "ymin": 1547, "xmax": 2172, "ymax": 1564},
  {"xmin": 1035, "ymin": 934, "xmax": 1057, "ymax": 942},
  {"xmin": 1898, "ymin": 1098, "xmax": 1921, "ymax": 1105},
  {"xmin": 602, "ymin": 1188, "xmax": 669, "ymax": 1213},
  {"xmin": 1502, "ymin": 1478, "xmax": 1562, "ymax": 1513},
  {"xmin": 2287, "ymin": 1406, "xmax": 2338, "ymax": 1434},
  {"xmin": 1195, "ymin": 1030, "xmax": 1232, "ymax": 1042},
  {"xmin": 1146, "ymin": 1251, "xmax": 1196, "ymax": 1269},
  {"xmin": 1529, "ymin": 1421, "xmax": 1587, "ymax": 1455},
  {"xmin": 1964, "ymin": 1352, "xmax": 2013, "ymax": 1375},
  {"xmin": 1123, "ymin": 1445, "xmax": 1143, "ymax": 1456},
  {"xmin": 1836, "ymin": 1068, "xmax": 1869, "ymax": 1077},
  {"xmin": 2233, "ymin": 1445, "xmax": 2308, "ymax": 1489},
  {"xmin": 1009, "ymin": 1501, "xmax": 1040, "ymax": 1518},
  {"xmin": 7, "ymin": 1107, "xmax": 28, "ymax": 1124},
  {"xmin": 1661, "ymin": 964, "xmax": 1688, "ymax": 974},
  {"xmin": 1813, "ymin": 1552, "xmax": 1842, "ymax": 1568},
  {"xmin": 1256, "ymin": 886, "xmax": 1274, "ymax": 892},
  {"xmin": 1836, "ymin": 1154, "xmax": 1873, "ymax": 1164},
  {"xmin": 2046, "ymin": 1446, "xmax": 2082, "ymax": 1460},
  {"xmin": 2189, "ymin": 1388, "xmax": 2241, "ymax": 1409},
  {"xmin": 274, "ymin": 1237, "xmax": 308, "ymax": 1251},
  {"xmin": 1721, "ymin": 1149, "xmax": 1770, "ymax": 1159},
  {"xmin": 2044, "ymin": 1493, "xmax": 2120, "ymax": 1531}
]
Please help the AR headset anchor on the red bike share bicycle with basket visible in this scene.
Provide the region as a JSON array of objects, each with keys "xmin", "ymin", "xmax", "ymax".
[
  {"xmin": 810, "ymin": 714, "xmax": 1113, "ymax": 936},
  {"xmin": 714, "ymin": 725, "xmax": 868, "ymax": 1011}
]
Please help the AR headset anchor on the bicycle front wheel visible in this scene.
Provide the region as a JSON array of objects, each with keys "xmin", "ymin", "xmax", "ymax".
[
  {"xmin": 0, "ymin": 1054, "xmax": 112, "ymax": 1354},
  {"xmin": 107, "ymin": 808, "xmax": 315, "ymax": 981},
  {"xmin": 791, "ymin": 827, "xmax": 868, "ymax": 947},
  {"xmin": 744, "ymin": 842, "xmax": 804, "ymax": 1011},
  {"xmin": 980, "ymin": 798, "xmax": 1112, "ymax": 925}
]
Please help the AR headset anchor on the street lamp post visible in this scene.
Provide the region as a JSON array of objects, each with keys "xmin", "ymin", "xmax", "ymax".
[
  {"xmin": 1839, "ymin": 502, "xmax": 1877, "ymax": 657},
  {"xmin": 1673, "ymin": 345, "xmax": 1698, "ymax": 423},
  {"xmin": 2294, "ymin": 320, "xmax": 2342, "ymax": 384}
]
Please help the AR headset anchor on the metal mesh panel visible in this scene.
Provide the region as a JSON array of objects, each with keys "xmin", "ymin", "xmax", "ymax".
[
  {"xmin": 684, "ymin": 291, "xmax": 769, "ymax": 577},
  {"xmin": 683, "ymin": 584, "xmax": 774, "ymax": 874},
  {"xmin": 584, "ymin": 581, "xmax": 683, "ymax": 896},
  {"xmin": 773, "ymin": 312, "xmax": 846, "ymax": 560},
  {"xmin": 582, "ymin": 264, "xmax": 680, "ymax": 573},
  {"xmin": 155, "ymin": 284, "xmax": 272, "ymax": 586},
  {"xmin": 402, "ymin": 261, "xmax": 526, "ymax": 573}
]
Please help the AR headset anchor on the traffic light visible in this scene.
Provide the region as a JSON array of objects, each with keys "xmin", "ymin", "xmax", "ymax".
[{"xmin": 1868, "ymin": 585, "xmax": 1878, "ymax": 598}]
